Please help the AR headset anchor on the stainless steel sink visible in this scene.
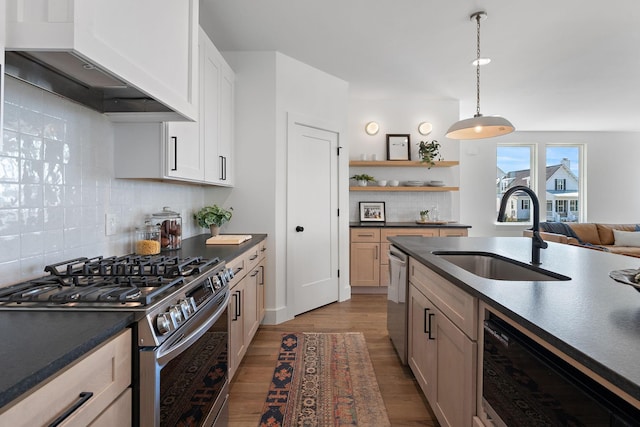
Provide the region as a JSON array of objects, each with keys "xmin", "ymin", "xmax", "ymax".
[{"xmin": 433, "ymin": 251, "xmax": 571, "ymax": 281}]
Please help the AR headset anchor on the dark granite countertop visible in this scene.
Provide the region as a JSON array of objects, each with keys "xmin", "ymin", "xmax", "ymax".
[
  {"xmin": 0, "ymin": 311, "xmax": 134, "ymax": 408},
  {"xmin": 178, "ymin": 233, "xmax": 267, "ymax": 262},
  {"xmin": 0, "ymin": 233, "xmax": 266, "ymax": 411},
  {"xmin": 350, "ymin": 221, "xmax": 471, "ymax": 228},
  {"xmin": 388, "ymin": 236, "xmax": 640, "ymax": 402}
]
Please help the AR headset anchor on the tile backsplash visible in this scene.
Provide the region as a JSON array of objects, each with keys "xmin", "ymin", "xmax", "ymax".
[
  {"xmin": 349, "ymin": 191, "xmax": 453, "ymax": 223},
  {"xmin": 0, "ymin": 77, "xmax": 218, "ymax": 285}
]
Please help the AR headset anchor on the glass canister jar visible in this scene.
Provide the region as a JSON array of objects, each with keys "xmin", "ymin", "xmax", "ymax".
[
  {"xmin": 152, "ymin": 207, "xmax": 182, "ymax": 251},
  {"xmin": 135, "ymin": 220, "xmax": 161, "ymax": 255}
]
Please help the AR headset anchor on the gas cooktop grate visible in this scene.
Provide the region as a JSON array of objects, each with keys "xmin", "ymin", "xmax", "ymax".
[{"xmin": 43, "ymin": 255, "xmax": 221, "ymax": 278}]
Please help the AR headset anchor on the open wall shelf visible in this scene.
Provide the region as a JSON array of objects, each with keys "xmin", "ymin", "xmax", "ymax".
[
  {"xmin": 349, "ymin": 160, "xmax": 459, "ymax": 167},
  {"xmin": 349, "ymin": 186, "xmax": 459, "ymax": 192}
]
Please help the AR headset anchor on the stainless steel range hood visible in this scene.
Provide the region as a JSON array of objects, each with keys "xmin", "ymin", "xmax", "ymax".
[{"xmin": 5, "ymin": 51, "xmax": 174, "ymax": 115}]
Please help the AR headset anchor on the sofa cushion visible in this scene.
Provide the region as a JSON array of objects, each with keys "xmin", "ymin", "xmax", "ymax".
[
  {"xmin": 612, "ymin": 229, "xmax": 640, "ymax": 247},
  {"xmin": 596, "ymin": 224, "xmax": 639, "ymax": 245},
  {"xmin": 568, "ymin": 223, "xmax": 601, "ymax": 245},
  {"xmin": 606, "ymin": 246, "xmax": 640, "ymax": 258}
]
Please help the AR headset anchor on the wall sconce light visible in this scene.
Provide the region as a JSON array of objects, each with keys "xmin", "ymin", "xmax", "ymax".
[
  {"xmin": 418, "ymin": 122, "xmax": 433, "ymax": 135},
  {"xmin": 365, "ymin": 121, "xmax": 379, "ymax": 135}
]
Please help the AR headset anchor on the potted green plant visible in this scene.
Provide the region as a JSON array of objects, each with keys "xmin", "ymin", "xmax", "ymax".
[
  {"xmin": 418, "ymin": 140, "xmax": 442, "ymax": 168},
  {"xmin": 419, "ymin": 210, "xmax": 430, "ymax": 222},
  {"xmin": 194, "ymin": 205, "xmax": 233, "ymax": 236},
  {"xmin": 350, "ymin": 173, "xmax": 376, "ymax": 187}
]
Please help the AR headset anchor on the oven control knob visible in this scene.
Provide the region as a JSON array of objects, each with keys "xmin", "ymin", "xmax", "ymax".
[
  {"xmin": 156, "ymin": 313, "xmax": 172, "ymax": 335},
  {"xmin": 179, "ymin": 298, "xmax": 195, "ymax": 318},
  {"xmin": 212, "ymin": 276, "xmax": 222, "ymax": 290},
  {"xmin": 204, "ymin": 277, "xmax": 214, "ymax": 292},
  {"xmin": 227, "ymin": 268, "xmax": 234, "ymax": 280},
  {"xmin": 170, "ymin": 305, "xmax": 184, "ymax": 325}
]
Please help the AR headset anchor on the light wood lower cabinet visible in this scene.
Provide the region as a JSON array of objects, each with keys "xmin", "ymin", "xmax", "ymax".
[
  {"xmin": 408, "ymin": 259, "xmax": 477, "ymax": 427},
  {"xmin": 0, "ymin": 329, "xmax": 132, "ymax": 426},
  {"xmin": 228, "ymin": 240, "xmax": 267, "ymax": 379},
  {"xmin": 350, "ymin": 227, "xmax": 468, "ymax": 287}
]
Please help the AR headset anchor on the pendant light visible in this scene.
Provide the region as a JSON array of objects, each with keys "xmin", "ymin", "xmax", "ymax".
[{"xmin": 446, "ymin": 11, "xmax": 514, "ymax": 140}]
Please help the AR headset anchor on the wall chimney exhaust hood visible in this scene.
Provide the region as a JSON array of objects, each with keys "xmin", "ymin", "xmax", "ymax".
[{"xmin": 5, "ymin": 51, "xmax": 178, "ymax": 119}]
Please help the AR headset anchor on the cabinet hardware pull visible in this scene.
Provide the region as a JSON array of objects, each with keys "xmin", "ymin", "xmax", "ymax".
[
  {"xmin": 375, "ymin": 246, "xmax": 379, "ymax": 260},
  {"xmin": 48, "ymin": 392, "xmax": 93, "ymax": 427},
  {"xmin": 236, "ymin": 290, "xmax": 242, "ymax": 318},
  {"xmin": 358, "ymin": 233, "xmax": 373, "ymax": 237},
  {"xmin": 250, "ymin": 270, "xmax": 259, "ymax": 277},
  {"xmin": 259, "ymin": 265, "xmax": 265, "ymax": 285},
  {"xmin": 232, "ymin": 290, "xmax": 242, "ymax": 320},
  {"xmin": 423, "ymin": 308, "xmax": 430, "ymax": 334},
  {"xmin": 171, "ymin": 137, "xmax": 178, "ymax": 171},
  {"xmin": 249, "ymin": 254, "xmax": 258, "ymax": 260},
  {"xmin": 427, "ymin": 313, "xmax": 435, "ymax": 340},
  {"xmin": 222, "ymin": 156, "xmax": 227, "ymax": 180}
]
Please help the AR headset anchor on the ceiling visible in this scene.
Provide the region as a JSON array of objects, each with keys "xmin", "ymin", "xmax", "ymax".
[{"xmin": 200, "ymin": 0, "xmax": 640, "ymax": 132}]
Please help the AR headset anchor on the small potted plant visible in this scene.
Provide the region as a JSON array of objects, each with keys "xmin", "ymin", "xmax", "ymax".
[
  {"xmin": 418, "ymin": 140, "xmax": 442, "ymax": 168},
  {"xmin": 194, "ymin": 205, "xmax": 233, "ymax": 236},
  {"xmin": 350, "ymin": 173, "xmax": 376, "ymax": 187},
  {"xmin": 419, "ymin": 210, "xmax": 430, "ymax": 222}
]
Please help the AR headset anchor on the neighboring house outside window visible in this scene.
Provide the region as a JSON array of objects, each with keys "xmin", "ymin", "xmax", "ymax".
[{"xmin": 521, "ymin": 199, "xmax": 530, "ymax": 210}]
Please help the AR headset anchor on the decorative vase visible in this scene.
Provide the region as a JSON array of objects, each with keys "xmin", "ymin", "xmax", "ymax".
[
  {"xmin": 209, "ymin": 225, "xmax": 220, "ymax": 236},
  {"xmin": 420, "ymin": 214, "xmax": 429, "ymax": 222},
  {"xmin": 358, "ymin": 180, "xmax": 368, "ymax": 187}
]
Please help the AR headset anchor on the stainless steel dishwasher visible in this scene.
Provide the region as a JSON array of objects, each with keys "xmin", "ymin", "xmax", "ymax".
[{"xmin": 387, "ymin": 245, "xmax": 409, "ymax": 364}]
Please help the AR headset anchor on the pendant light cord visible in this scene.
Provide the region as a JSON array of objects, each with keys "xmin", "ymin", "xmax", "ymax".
[{"xmin": 475, "ymin": 13, "xmax": 482, "ymax": 117}]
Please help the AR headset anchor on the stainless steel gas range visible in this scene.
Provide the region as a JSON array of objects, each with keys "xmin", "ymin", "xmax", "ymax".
[{"xmin": 0, "ymin": 254, "xmax": 232, "ymax": 427}]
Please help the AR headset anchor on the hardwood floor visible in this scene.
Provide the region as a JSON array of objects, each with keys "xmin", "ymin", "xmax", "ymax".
[{"xmin": 228, "ymin": 294, "xmax": 439, "ymax": 426}]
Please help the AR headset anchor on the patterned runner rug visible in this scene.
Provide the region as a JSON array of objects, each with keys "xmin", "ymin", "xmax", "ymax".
[{"xmin": 258, "ymin": 332, "xmax": 391, "ymax": 427}]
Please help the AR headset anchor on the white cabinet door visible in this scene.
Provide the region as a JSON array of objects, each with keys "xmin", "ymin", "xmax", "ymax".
[
  {"xmin": 201, "ymin": 30, "xmax": 235, "ymax": 186},
  {"xmin": 218, "ymin": 63, "xmax": 235, "ymax": 185},
  {"xmin": 6, "ymin": 0, "xmax": 199, "ymax": 121},
  {"xmin": 202, "ymin": 36, "xmax": 222, "ymax": 184},
  {"xmin": 165, "ymin": 121, "xmax": 203, "ymax": 181}
]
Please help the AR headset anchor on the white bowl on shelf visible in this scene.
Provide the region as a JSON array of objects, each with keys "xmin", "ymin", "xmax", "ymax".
[
  {"xmin": 388, "ymin": 180, "xmax": 399, "ymax": 187},
  {"xmin": 377, "ymin": 180, "xmax": 387, "ymax": 187}
]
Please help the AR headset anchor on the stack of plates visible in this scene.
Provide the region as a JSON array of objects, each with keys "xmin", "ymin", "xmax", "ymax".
[
  {"xmin": 405, "ymin": 180, "xmax": 424, "ymax": 187},
  {"xmin": 428, "ymin": 180, "xmax": 445, "ymax": 187}
]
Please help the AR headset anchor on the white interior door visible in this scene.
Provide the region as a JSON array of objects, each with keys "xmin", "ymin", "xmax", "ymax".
[{"xmin": 287, "ymin": 119, "xmax": 339, "ymax": 316}]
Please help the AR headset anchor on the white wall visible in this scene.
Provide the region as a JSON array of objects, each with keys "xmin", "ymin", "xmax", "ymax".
[
  {"xmin": 461, "ymin": 131, "xmax": 640, "ymax": 237},
  {"xmin": 0, "ymin": 77, "xmax": 226, "ymax": 285},
  {"xmin": 348, "ymin": 96, "xmax": 461, "ymax": 222},
  {"xmin": 222, "ymin": 51, "xmax": 349, "ymax": 324}
]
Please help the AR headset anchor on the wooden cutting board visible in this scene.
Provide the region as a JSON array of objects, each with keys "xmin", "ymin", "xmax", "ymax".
[{"xmin": 206, "ymin": 234, "xmax": 252, "ymax": 245}]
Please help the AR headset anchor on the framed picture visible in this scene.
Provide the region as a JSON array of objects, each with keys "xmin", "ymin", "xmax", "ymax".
[
  {"xmin": 359, "ymin": 201, "xmax": 386, "ymax": 222},
  {"xmin": 386, "ymin": 134, "xmax": 411, "ymax": 160}
]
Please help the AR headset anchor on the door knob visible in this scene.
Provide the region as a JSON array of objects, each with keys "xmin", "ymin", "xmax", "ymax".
[{"xmin": 296, "ymin": 226, "xmax": 304, "ymax": 232}]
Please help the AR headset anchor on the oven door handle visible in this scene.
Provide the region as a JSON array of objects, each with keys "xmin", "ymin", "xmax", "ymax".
[{"xmin": 156, "ymin": 290, "xmax": 230, "ymax": 366}]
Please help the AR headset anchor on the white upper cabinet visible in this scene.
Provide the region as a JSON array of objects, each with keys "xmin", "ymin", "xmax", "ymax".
[
  {"xmin": 5, "ymin": 0, "xmax": 199, "ymax": 121},
  {"xmin": 113, "ymin": 28, "xmax": 235, "ymax": 186}
]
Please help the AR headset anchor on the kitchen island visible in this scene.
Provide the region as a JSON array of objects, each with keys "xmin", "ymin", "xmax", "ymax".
[{"xmin": 389, "ymin": 235, "xmax": 640, "ymax": 412}]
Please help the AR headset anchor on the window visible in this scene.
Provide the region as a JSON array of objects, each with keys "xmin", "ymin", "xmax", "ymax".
[
  {"xmin": 496, "ymin": 145, "xmax": 534, "ymax": 222},
  {"xmin": 546, "ymin": 145, "xmax": 582, "ymax": 222},
  {"xmin": 497, "ymin": 143, "xmax": 584, "ymax": 223},
  {"xmin": 556, "ymin": 200, "xmax": 567, "ymax": 213},
  {"xmin": 570, "ymin": 200, "xmax": 579, "ymax": 211}
]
